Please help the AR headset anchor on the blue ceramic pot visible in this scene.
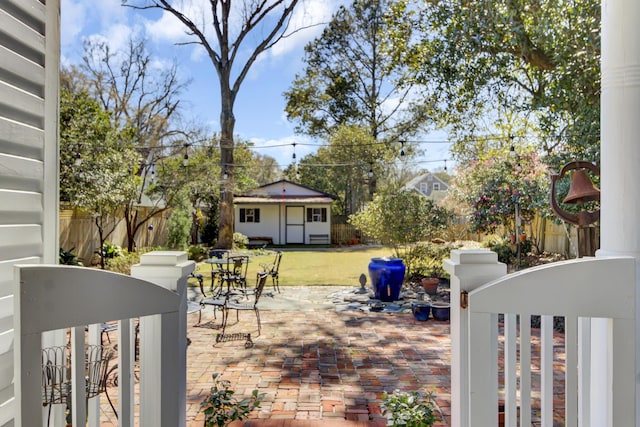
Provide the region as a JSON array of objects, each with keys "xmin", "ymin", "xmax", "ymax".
[
  {"xmin": 368, "ymin": 257, "xmax": 405, "ymax": 302},
  {"xmin": 411, "ymin": 303, "xmax": 431, "ymax": 321},
  {"xmin": 431, "ymin": 302, "xmax": 450, "ymax": 321}
]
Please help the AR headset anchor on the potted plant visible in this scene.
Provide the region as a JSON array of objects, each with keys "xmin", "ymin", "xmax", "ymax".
[
  {"xmin": 411, "ymin": 301, "xmax": 431, "ymax": 321},
  {"xmin": 382, "ymin": 389, "xmax": 438, "ymax": 426},
  {"xmin": 420, "ymin": 277, "xmax": 439, "ymax": 296},
  {"xmin": 200, "ymin": 373, "xmax": 264, "ymax": 427}
]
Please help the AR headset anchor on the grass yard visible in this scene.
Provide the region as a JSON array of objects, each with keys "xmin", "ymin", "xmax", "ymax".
[{"xmin": 191, "ymin": 246, "xmax": 395, "ymax": 289}]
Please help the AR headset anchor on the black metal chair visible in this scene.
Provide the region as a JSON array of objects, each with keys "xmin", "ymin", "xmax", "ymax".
[
  {"xmin": 197, "ymin": 273, "xmax": 227, "ymax": 325},
  {"xmin": 225, "ymin": 255, "xmax": 249, "ymax": 295},
  {"xmin": 206, "ymin": 249, "xmax": 229, "ymax": 296},
  {"xmin": 260, "ymin": 251, "xmax": 283, "ymax": 293},
  {"xmin": 221, "ymin": 272, "xmax": 269, "ymax": 336}
]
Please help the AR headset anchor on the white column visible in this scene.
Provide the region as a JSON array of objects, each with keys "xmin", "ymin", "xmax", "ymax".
[
  {"xmin": 444, "ymin": 250, "xmax": 506, "ymax": 427},
  {"xmin": 131, "ymin": 251, "xmax": 194, "ymax": 427},
  {"xmin": 599, "ymin": 0, "xmax": 640, "ymax": 425}
]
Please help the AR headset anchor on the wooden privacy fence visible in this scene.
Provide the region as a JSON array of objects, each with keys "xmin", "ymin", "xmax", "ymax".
[
  {"xmin": 60, "ymin": 209, "xmax": 169, "ymax": 263},
  {"xmin": 61, "ymin": 208, "xmax": 581, "ymax": 258}
]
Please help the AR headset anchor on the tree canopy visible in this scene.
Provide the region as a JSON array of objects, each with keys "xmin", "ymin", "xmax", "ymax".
[
  {"xmin": 59, "ymin": 85, "xmax": 141, "ymax": 267},
  {"xmin": 389, "ymin": 0, "xmax": 600, "ymax": 166},
  {"xmin": 285, "ymin": 0, "xmax": 430, "ymax": 143}
]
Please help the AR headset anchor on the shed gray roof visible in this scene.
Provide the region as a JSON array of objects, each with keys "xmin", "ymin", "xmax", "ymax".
[{"xmin": 234, "ymin": 196, "xmax": 335, "ymax": 204}]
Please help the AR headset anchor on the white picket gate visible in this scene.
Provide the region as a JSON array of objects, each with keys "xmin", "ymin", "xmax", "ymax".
[
  {"xmin": 13, "ymin": 251, "xmax": 194, "ymax": 427},
  {"xmin": 445, "ymin": 249, "xmax": 636, "ymax": 427}
]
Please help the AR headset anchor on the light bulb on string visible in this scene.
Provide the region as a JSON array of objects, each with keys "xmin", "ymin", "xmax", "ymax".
[
  {"xmin": 223, "ymin": 167, "xmax": 229, "ymax": 180},
  {"xmin": 444, "ymin": 160, "xmax": 447, "ymax": 171},
  {"xmin": 292, "ymin": 142, "xmax": 297, "ymax": 160},
  {"xmin": 182, "ymin": 143, "xmax": 189, "ymax": 167},
  {"xmin": 368, "ymin": 162, "xmax": 374, "ymax": 178},
  {"xmin": 74, "ymin": 152, "xmax": 82, "ymax": 166},
  {"xmin": 400, "ymin": 140, "xmax": 405, "ymax": 157}
]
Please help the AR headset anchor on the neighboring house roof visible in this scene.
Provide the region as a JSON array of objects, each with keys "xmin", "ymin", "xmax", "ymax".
[
  {"xmin": 404, "ymin": 172, "xmax": 450, "ymax": 199},
  {"xmin": 235, "ymin": 180, "xmax": 337, "ymax": 204}
]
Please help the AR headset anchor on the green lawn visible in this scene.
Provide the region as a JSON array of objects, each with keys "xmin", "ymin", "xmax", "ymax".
[{"xmin": 192, "ymin": 246, "xmax": 396, "ymax": 288}]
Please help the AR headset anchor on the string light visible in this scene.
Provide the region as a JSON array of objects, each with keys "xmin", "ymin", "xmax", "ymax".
[
  {"xmin": 74, "ymin": 152, "xmax": 82, "ymax": 166},
  {"xmin": 292, "ymin": 142, "xmax": 296, "ymax": 160},
  {"xmin": 368, "ymin": 162, "xmax": 374, "ymax": 178},
  {"xmin": 444, "ymin": 160, "xmax": 447, "ymax": 171},
  {"xmin": 182, "ymin": 143, "xmax": 189, "ymax": 167},
  {"xmin": 400, "ymin": 140, "xmax": 405, "ymax": 157},
  {"xmin": 223, "ymin": 167, "xmax": 229, "ymax": 180}
]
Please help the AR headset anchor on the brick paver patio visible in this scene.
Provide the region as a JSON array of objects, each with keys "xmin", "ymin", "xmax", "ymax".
[
  {"xmin": 98, "ymin": 290, "xmax": 566, "ymax": 426},
  {"xmin": 185, "ymin": 309, "xmax": 452, "ymax": 426}
]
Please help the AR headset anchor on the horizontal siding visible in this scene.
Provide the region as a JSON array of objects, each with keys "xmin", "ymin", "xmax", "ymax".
[
  {"xmin": 0, "ymin": 80, "xmax": 44, "ymax": 129},
  {"xmin": 0, "ymin": 1, "xmax": 49, "ymax": 425},
  {"xmin": 0, "ymin": 190, "xmax": 42, "ymax": 225},
  {"xmin": 0, "ymin": 225, "xmax": 42, "ymax": 263},
  {"xmin": 0, "ymin": 7, "xmax": 45, "ymax": 65},
  {"xmin": 3, "ymin": 0, "xmax": 46, "ymax": 35},
  {"xmin": 0, "ymin": 154, "xmax": 43, "ymax": 193},
  {"xmin": 0, "ymin": 384, "xmax": 14, "ymax": 426},
  {"xmin": 0, "ymin": 116, "xmax": 43, "ymax": 160}
]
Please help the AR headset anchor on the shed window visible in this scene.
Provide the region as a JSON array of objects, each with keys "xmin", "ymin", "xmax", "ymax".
[
  {"xmin": 306, "ymin": 207, "xmax": 327, "ymax": 222},
  {"xmin": 433, "ymin": 183, "xmax": 440, "ymax": 191},
  {"xmin": 240, "ymin": 208, "xmax": 260, "ymax": 223}
]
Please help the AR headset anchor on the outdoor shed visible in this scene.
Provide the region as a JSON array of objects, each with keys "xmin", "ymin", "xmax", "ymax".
[{"xmin": 234, "ymin": 180, "xmax": 337, "ymax": 245}]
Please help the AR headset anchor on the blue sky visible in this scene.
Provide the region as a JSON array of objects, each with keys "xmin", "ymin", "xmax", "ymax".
[{"xmin": 60, "ymin": 0, "xmax": 451, "ymax": 171}]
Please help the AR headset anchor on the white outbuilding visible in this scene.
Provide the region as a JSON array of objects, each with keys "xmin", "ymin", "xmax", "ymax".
[{"xmin": 234, "ymin": 180, "xmax": 337, "ymax": 246}]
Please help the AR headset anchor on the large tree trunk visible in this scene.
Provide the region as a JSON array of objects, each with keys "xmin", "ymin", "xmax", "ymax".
[{"xmin": 217, "ymin": 85, "xmax": 236, "ymax": 249}]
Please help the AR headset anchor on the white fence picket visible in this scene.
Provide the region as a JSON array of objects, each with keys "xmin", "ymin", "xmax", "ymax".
[{"xmin": 447, "ymin": 251, "xmax": 636, "ymax": 427}]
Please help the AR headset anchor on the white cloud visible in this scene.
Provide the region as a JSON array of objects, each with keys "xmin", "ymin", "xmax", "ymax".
[
  {"xmin": 61, "ymin": 0, "xmax": 87, "ymax": 49},
  {"xmin": 270, "ymin": 0, "xmax": 338, "ymax": 58}
]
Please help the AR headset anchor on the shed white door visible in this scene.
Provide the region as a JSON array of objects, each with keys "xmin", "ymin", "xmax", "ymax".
[{"xmin": 286, "ymin": 206, "xmax": 304, "ymax": 244}]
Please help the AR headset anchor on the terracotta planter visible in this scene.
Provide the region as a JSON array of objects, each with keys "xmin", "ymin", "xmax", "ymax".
[{"xmin": 421, "ymin": 277, "xmax": 439, "ymax": 296}]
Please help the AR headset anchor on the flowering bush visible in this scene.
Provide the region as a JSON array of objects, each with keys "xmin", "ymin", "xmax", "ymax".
[{"xmin": 450, "ymin": 146, "xmax": 549, "ymax": 237}]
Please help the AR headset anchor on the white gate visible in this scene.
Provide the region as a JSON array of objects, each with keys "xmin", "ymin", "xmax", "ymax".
[
  {"xmin": 13, "ymin": 251, "xmax": 194, "ymax": 427},
  {"xmin": 446, "ymin": 250, "xmax": 636, "ymax": 427}
]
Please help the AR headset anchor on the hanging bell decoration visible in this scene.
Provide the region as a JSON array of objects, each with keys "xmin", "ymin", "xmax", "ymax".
[{"xmin": 562, "ymin": 169, "xmax": 600, "ymax": 204}]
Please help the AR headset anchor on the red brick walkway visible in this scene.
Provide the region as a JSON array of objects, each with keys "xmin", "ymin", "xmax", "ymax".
[
  {"xmin": 99, "ymin": 307, "xmax": 566, "ymax": 426},
  {"xmin": 185, "ymin": 310, "xmax": 452, "ymax": 426}
]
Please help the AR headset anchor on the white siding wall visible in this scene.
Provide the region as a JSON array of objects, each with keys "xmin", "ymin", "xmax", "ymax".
[
  {"xmin": 0, "ymin": 0, "xmax": 59, "ymax": 424},
  {"xmin": 304, "ymin": 204, "xmax": 331, "ymax": 243},
  {"xmin": 235, "ymin": 205, "xmax": 280, "ymax": 243}
]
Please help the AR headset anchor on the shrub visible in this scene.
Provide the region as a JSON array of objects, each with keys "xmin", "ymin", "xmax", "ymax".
[
  {"xmin": 187, "ymin": 245, "xmax": 207, "ymax": 262},
  {"xmin": 382, "ymin": 389, "xmax": 438, "ymax": 426},
  {"xmin": 481, "ymin": 234, "xmax": 514, "ymax": 265},
  {"xmin": 105, "ymin": 250, "xmax": 141, "ymax": 275},
  {"xmin": 167, "ymin": 190, "xmax": 192, "ymax": 250},
  {"xmin": 200, "ymin": 373, "xmax": 263, "ymax": 427},
  {"xmin": 233, "ymin": 232, "xmax": 248, "ymax": 249},
  {"xmin": 407, "ymin": 242, "xmax": 457, "ymax": 281},
  {"xmin": 99, "ymin": 241, "xmax": 124, "ymax": 259},
  {"xmin": 59, "ymin": 247, "xmax": 83, "ymax": 266}
]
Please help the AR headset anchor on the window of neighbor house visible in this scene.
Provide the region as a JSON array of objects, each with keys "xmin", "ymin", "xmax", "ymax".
[
  {"xmin": 306, "ymin": 207, "xmax": 327, "ymax": 222},
  {"xmin": 433, "ymin": 183, "xmax": 440, "ymax": 191},
  {"xmin": 419, "ymin": 182, "xmax": 428, "ymax": 194},
  {"xmin": 240, "ymin": 208, "xmax": 260, "ymax": 223}
]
